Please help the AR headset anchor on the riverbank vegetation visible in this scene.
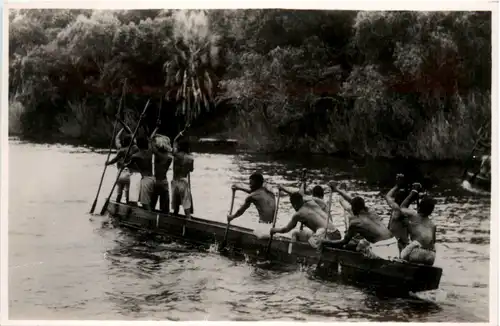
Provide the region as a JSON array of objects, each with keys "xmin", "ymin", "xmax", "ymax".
[{"xmin": 9, "ymin": 9, "xmax": 491, "ymax": 159}]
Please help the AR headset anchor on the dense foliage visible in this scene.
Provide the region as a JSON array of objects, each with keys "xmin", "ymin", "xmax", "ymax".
[{"xmin": 9, "ymin": 9, "xmax": 491, "ymax": 159}]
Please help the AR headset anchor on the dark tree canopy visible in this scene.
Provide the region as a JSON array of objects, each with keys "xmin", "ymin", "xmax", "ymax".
[{"xmin": 9, "ymin": 9, "xmax": 491, "ymax": 159}]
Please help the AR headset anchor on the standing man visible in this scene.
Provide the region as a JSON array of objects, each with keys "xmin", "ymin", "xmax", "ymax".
[
  {"xmin": 126, "ymin": 136, "xmax": 155, "ymax": 210},
  {"xmin": 171, "ymin": 137, "xmax": 194, "ymax": 218},
  {"xmin": 105, "ymin": 132, "xmax": 139, "ymax": 203},
  {"xmin": 150, "ymin": 132, "xmax": 173, "ymax": 213}
]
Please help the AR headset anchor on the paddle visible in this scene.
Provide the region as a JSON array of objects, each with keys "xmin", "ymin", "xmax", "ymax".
[
  {"xmin": 220, "ymin": 188, "xmax": 237, "ymax": 250},
  {"xmin": 299, "ymin": 168, "xmax": 307, "ymax": 231},
  {"xmin": 264, "ymin": 189, "xmax": 281, "ymax": 260},
  {"xmin": 99, "ymin": 99, "xmax": 152, "ymax": 216},
  {"xmin": 187, "ymin": 173, "xmax": 194, "ymax": 215},
  {"xmin": 89, "ymin": 80, "xmax": 127, "ymax": 214}
]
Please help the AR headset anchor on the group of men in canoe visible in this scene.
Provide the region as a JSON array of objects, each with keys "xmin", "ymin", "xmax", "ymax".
[
  {"xmin": 228, "ymin": 172, "xmax": 437, "ymax": 266},
  {"xmin": 105, "ymin": 122, "xmax": 194, "ymax": 218}
]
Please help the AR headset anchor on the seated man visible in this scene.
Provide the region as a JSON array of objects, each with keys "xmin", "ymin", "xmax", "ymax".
[
  {"xmin": 385, "ymin": 174, "xmax": 414, "ymax": 254},
  {"xmin": 228, "ymin": 172, "xmax": 276, "ymax": 224},
  {"xmin": 386, "ymin": 185, "xmax": 437, "ymax": 266},
  {"xmin": 279, "ymin": 184, "xmax": 328, "ymax": 214},
  {"xmin": 270, "ymin": 192, "xmax": 341, "ymax": 249},
  {"xmin": 337, "ymin": 191, "xmax": 365, "ymax": 251},
  {"xmin": 322, "ymin": 182, "xmax": 399, "ymax": 260}
]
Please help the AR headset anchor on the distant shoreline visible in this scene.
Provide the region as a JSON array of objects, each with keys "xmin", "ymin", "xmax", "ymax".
[{"xmin": 8, "ymin": 134, "xmax": 481, "ymax": 165}]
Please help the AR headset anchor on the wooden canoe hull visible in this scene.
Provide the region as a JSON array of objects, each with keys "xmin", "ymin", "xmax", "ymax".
[
  {"xmin": 466, "ymin": 172, "xmax": 491, "ymax": 191},
  {"xmin": 107, "ymin": 201, "xmax": 442, "ymax": 293}
]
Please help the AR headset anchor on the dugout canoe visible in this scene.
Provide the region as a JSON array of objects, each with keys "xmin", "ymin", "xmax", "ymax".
[
  {"xmin": 107, "ymin": 201, "xmax": 443, "ymax": 294},
  {"xmin": 465, "ymin": 171, "xmax": 490, "ymax": 192}
]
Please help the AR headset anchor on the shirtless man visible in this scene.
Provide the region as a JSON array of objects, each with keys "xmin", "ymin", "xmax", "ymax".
[
  {"xmin": 322, "ymin": 182, "xmax": 399, "ymax": 260},
  {"xmin": 228, "ymin": 172, "xmax": 276, "ymax": 224},
  {"xmin": 105, "ymin": 132, "xmax": 139, "ymax": 203},
  {"xmin": 171, "ymin": 138, "xmax": 194, "ymax": 218},
  {"xmin": 270, "ymin": 192, "xmax": 341, "ymax": 249},
  {"xmin": 385, "ymin": 174, "xmax": 412, "ymax": 253},
  {"xmin": 279, "ymin": 184, "xmax": 328, "ymax": 213},
  {"xmin": 150, "ymin": 131, "xmax": 173, "ymax": 213},
  {"xmin": 126, "ymin": 136, "xmax": 155, "ymax": 210},
  {"xmin": 386, "ymin": 183, "xmax": 437, "ymax": 266}
]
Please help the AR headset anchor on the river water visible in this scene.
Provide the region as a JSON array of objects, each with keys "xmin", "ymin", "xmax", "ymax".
[{"xmin": 8, "ymin": 140, "xmax": 491, "ymax": 321}]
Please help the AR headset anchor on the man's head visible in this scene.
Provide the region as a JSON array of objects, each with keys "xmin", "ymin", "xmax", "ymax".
[
  {"xmin": 136, "ymin": 137, "xmax": 149, "ymax": 150},
  {"xmin": 418, "ymin": 195, "xmax": 436, "ymax": 217},
  {"xmin": 312, "ymin": 185, "xmax": 324, "ymax": 199},
  {"xmin": 290, "ymin": 192, "xmax": 304, "ymax": 211},
  {"xmin": 351, "ymin": 196, "xmax": 367, "ymax": 215},
  {"xmin": 249, "ymin": 172, "xmax": 264, "ymax": 191},
  {"xmin": 122, "ymin": 135, "xmax": 133, "ymax": 148}
]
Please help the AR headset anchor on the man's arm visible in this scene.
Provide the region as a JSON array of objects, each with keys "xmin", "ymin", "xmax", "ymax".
[
  {"xmin": 271, "ymin": 213, "xmax": 300, "ymax": 234},
  {"xmin": 227, "ymin": 195, "xmax": 252, "ymax": 221},
  {"xmin": 106, "ymin": 151, "xmax": 123, "ymax": 166},
  {"xmin": 401, "ymin": 182, "xmax": 422, "ymax": 208},
  {"xmin": 115, "ymin": 128, "xmax": 125, "ymax": 149},
  {"xmin": 398, "ymin": 192, "xmax": 420, "ymax": 218},
  {"xmin": 232, "ymin": 184, "xmax": 252, "ymax": 194},
  {"xmin": 323, "ymin": 225, "xmax": 358, "ymax": 247},
  {"xmin": 278, "ymin": 185, "xmax": 298, "ymax": 196},
  {"xmin": 118, "ymin": 120, "xmax": 133, "ymax": 134},
  {"xmin": 329, "ymin": 182, "xmax": 353, "ymax": 203},
  {"xmin": 385, "ymin": 185, "xmax": 400, "ymax": 211},
  {"xmin": 123, "ymin": 152, "xmax": 140, "ymax": 170},
  {"xmin": 400, "ymin": 190, "xmax": 418, "ymax": 209},
  {"xmin": 339, "ymin": 197, "xmax": 353, "ymax": 215}
]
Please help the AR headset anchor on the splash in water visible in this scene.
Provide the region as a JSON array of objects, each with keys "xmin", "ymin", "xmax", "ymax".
[{"xmin": 460, "ymin": 180, "xmax": 489, "ymax": 196}]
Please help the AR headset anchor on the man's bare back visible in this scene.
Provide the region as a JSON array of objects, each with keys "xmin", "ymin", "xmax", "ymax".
[
  {"xmin": 406, "ymin": 212, "xmax": 436, "ymax": 250},
  {"xmin": 247, "ymin": 187, "xmax": 276, "ymax": 224},
  {"xmin": 323, "ymin": 182, "xmax": 395, "ymax": 253},
  {"xmin": 295, "ymin": 200, "xmax": 333, "ymax": 232},
  {"xmin": 349, "ymin": 213, "xmax": 393, "ymax": 243}
]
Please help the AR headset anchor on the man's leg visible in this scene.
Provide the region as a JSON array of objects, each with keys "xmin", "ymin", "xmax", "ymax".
[
  {"xmin": 150, "ymin": 182, "xmax": 159, "ymax": 211},
  {"xmin": 124, "ymin": 182, "xmax": 130, "ymax": 204},
  {"xmin": 116, "ymin": 182, "xmax": 124, "ymax": 203},
  {"xmin": 181, "ymin": 179, "xmax": 192, "ymax": 218},
  {"xmin": 159, "ymin": 180, "xmax": 170, "ymax": 213},
  {"xmin": 171, "ymin": 180, "xmax": 180, "ymax": 215},
  {"xmin": 139, "ymin": 177, "xmax": 154, "ymax": 211}
]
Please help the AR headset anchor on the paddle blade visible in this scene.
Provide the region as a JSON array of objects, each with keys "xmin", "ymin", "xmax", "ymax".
[
  {"xmin": 89, "ymin": 199, "xmax": 97, "ymax": 214},
  {"xmin": 99, "ymin": 198, "xmax": 110, "ymax": 216}
]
